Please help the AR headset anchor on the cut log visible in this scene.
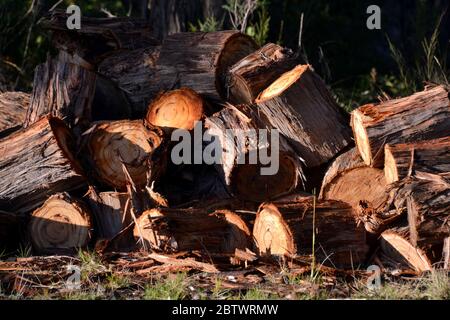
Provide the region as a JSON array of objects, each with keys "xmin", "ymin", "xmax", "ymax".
[
  {"xmin": 145, "ymin": 88, "xmax": 204, "ymax": 131},
  {"xmin": 227, "ymin": 43, "xmax": 298, "ymax": 104},
  {"xmin": 320, "ymin": 147, "xmax": 387, "ymax": 210},
  {"xmin": 351, "ymin": 85, "xmax": 450, "ymax": 167},
  {"xmin": 205, "ymin": 104, "xmax": 303, "ymax": 201},
  {"xmin": 41, "ymin": 9, "xmax": 159, "ymax": 63},
  {"xmin": 405, "ymin": 173, "xmax": 450, "ymax": 250},
  {"xmin": 379, "ymin": 228, "xmax": 432, "ymax": 273},
  {"xmin": 0, "ymin": 116, "xmax": 86, "ymax": 214},
  {"xmin": 255, "ymin": 65, "xmax": 352, "ymax": 167},
  {"xmin": 24, "ymin": 51, "xmax": 97, "ymax": 130},
  {"xmin": 384, "ymin": 136, "xmax": 450, "ymax": 184},
  {"xmin": 157, "ymin": 31, "xmax": 258, "ymax": 101},
  {"xmin": 443, "ymin": 237, "xmax": 450, "ymax": 269},
  {"xmin": 253, "ymin": 196, "xmax": 368, "ymax": 268},
  {"xmin": 0, "ymin": 92, "xmax": 30, "ymax": 132},
  {"xmin": 134, "ymin": 208, "xmax": 251, "ymax": 255},
  {"xmin": 87, "ymin": 191, "xmax": 132, "ymax": 240},
  {"xmin": 97, "ymin": 46, "xmax": 161, "ymax": 117},
  {"xmin": 85, "ymin": 120, "xmax": 166, "ymax": 190},
  {"xmin": 29, "ymin": 193, "xmax": 92, "ymax": 254}
]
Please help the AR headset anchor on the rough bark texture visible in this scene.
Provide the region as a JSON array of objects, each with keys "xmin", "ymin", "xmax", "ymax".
[
  {"xmin": 157, "ymin": 31, "xmax": 258, "ymax": 102},
  {"xmin": 41, "ymin": 9, "xmax": 159, "ymax": 64},
  {"xmin": 256, "ymin": 65, "xmax": 352, "ymax": 167},
  {"xmin": 29, "ymin": 193, "xmax": 92, "ymax": 254},
  {"xmin": 24, "ymin": 51, "xmax": 97, "ymax": 130},
  {"xmin": 134, "ymin": 207, "xmax": 251, "ymax": 255},
  {"xmin": 205, "ymin": 104, "xmax": 303, "ymax": 201},
  {"xmin": 0, "ymin": 116, "xmax": 86, "ymax": 214},
  {"xmin": 0, "ymin": 92, "xmax": 30, "ymax": 132},
  {"xmin": 87, "ymin": 191, "xmax": 133, "ymax": 240},
  {"xmin": 98, "ymin": 46, "xmax": 161, "ymax": 118},
  {"xmin": 351, "ymin": 85, "xmax": 450, "ymax": 167},
  {"xmin": 227, "ymin": 43, "xmax": 298, "ymax": 104},
  {"xmin": 384, "ymin": 136, "xmax": 450, "ymax": 184},
  {"xmin": 253, "ymin": 195, "xmax": 368, "ymax": 268},
  {"xmin": 320, "ymin": 147, "xmax": 387, "ymax": 210},
  {"xmin": 84, "ymin": 120, "xmax": 166, "ymax": 190},
  {"xmin": 145, "ymin": 88, "xmax": 204, "ymax": 131}
]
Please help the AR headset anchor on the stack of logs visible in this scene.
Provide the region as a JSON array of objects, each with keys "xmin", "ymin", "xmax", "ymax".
[{"xmin": 0, "ymin": 10, "xmax": 448, "ymax": 271}]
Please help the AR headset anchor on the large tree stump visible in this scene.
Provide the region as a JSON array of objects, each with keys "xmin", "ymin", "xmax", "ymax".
[
  {"xmin": 0, "ymin": 116, "xmax": 86, "ymax": 214},
  {"xmin": 145, "ymin": 88, "xmax": 205, "ymax": 131},
  {"xmin": 0, "ymin": 92, "xmax": 30, "ymax": 133},
  {"xmin": 134, "ymin": 208, "xmax": 251, "ymax": 255},
  {"xmin": 85, "ymin": 120, "xmax": 166, "ymax": 190},
  {"xmin": 253, "ymin": 196, "xmax": 368, "ymax": 268},
  {"xmin": 255, "ymin": 65, "xmax": 352, "ymax": 167},
  {"xmin": 29, "ymin": 193, "xmax": 92, "ymax": 254},
  {"xmin": 320, "ymin": 147, "xmax": 387, "ymax": 210},
  {"xmin": 24, "ymin": 51, "xmax": 97, "ymax": 130},
  {"xmin": 205, "ymin": 104, "xmax": 303, "ymax": 201},
  {"xmin": 351, "ymin": 85, "xmax": 450, "ymax": 167},
  {"xmin": 87, "ymin": 191, "xmax": 133, "ymax": 240},
  {"xmin": 157, "ymin": 31, "xmax": 257, "ymax": 101},
  {"xmin": 227, "ymin": 43, "xmax": 298, "ymax": 104},
  {"xmin": 384, "ymin": 136, "xmax": 450, "ymax": 184}
]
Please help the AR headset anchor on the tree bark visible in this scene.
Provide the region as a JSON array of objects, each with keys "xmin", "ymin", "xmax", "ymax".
[
  {"xmin": 134, "ymin": 207, "xmax": 252, "ymax": 255},
  {"xmin": 320, "ymin": 147, "xmax": 387, "ymax": 210},
  {"xmin": 84, "ymin": 120, "xmax": 166, "ymax": 190},
  {"xmin": 0, "ymin": 92, "xmax": 30, "ymax": 133},
  {"xmin": 98, "ymin": 46, "xmax": 161, "ymax": 118},
  {"xmin": 145, "ymin": 88, "xmax": 205, "ymax": 131},
  {"xmin": 29, "ymin": 193, "xmax": 92, "ymax": 254},
  {"xmin": 253, "ymin": 195, "xmax": 368, "ymax": 268},
  {"xmin": 87, "ymin": 191, "xmax": 133, "ymax": 240},
  {"xmin": 24, "ymin": 51, "xmax": 97, "ymax": 131},
  {"xmin": 351, "ymin": 85, "xmax": 450, "ymax": 167},
  {"xmin": 41, "ymin": 9, "xmax": 158, "ymax": 64},
  {"xmin": 255, "ymin": 65, "xmax": 352, "ymax": 167},
  {"xmin": 384, "ymin": 136, "xmax": 450, "ymax": 184},
  {"xmin": 205, "ymin": 104, "xmax": 303, "ymax": 202},
  {"xmin": 157, "ymin": 31, "xmax": 257, "ymax": 102},
  {"xmin": 227, "ymin": 43, "xmax": 298, "ymax": 104},
  {"xmin": 0, "ymin": 116, "xmax": 86, "ymax": 214}
]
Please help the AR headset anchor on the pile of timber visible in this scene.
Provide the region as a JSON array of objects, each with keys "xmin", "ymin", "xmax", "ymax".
[{"xmin": 0, "ymin": 11, "xmax": 448, "ymax": 272}]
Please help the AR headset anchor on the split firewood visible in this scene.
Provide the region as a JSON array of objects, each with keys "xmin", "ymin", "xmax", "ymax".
[
  {"xmin": 205, "ymin": 104, "xmax": 303, "ymax": 201},
  {"xmin": 0, "ymin": 116, "xmax": 86, "ymax": 214},
  {"xmin": 134, "ymin": 208, "xmax": 252, "ymax": 256},
  {"xmin": 157, "ymin": 31, "xmax": 257, "ymax": 101},
  {"xmin": 351, "ymin": 85, "xmax": 450, "ymax": 167},
  {"xmin": 227, "ymin": 43, "xmax": 298, "ymax": 104},
  {"xmin": 384, "ymin": 136, "xmax": 450, "ymax": 184},
  {"xmin": 87, "ymin": 191, "xmax": 133, "ymax": 240},
  {"xmin": 145, "ymin": 88, "xmax": 204, "ymax": 131},
  {"xmin": 255, "ymin": 65, "xmax": 352, "ymax": 167},
  {"xmin": 319, "ymin": 147, "xmax": 387, "ymax": 210},
  {"xmin": 84, "ymin": 120, "xmax": 166, "ymax": 190},
  {"xmin": 41, "ymin": 9, "xmax": 159, "ymax": 64},
  {"xmin": 97, "ymin": 46, "xmax": 161, "ymax": 117},
  {"xmin": 379, "ymin": 227, "xmax": 432, "ymax": 273},
  {"xmin": 0, "ymin": 92, "xmax": 30, "ymax": 133},
  {"xmin": 29, "ymin": 193, "xmax": 92, "ymax": 254},
  {"xmin": 253, "ymin": 195, "xmax": 368, "ymax": 268},
  {"xmin": 24, "ymin": 51, "xmax": 97, "ymax": 130}
]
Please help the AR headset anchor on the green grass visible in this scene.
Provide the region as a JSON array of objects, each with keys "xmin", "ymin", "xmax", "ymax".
[{"xmin": 143, "ymin": 273, "xmax": 188, "ymax": 300}]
